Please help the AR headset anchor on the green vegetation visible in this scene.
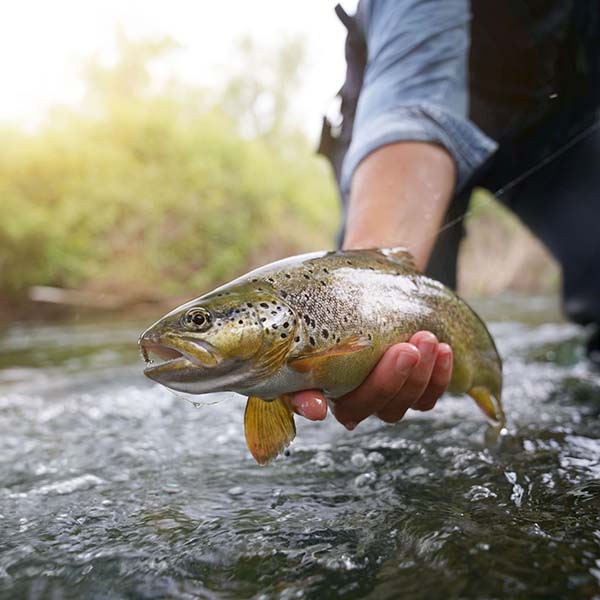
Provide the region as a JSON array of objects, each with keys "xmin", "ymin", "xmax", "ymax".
[{"xmin": 0, "ymin": 35, "xmax": 339, "ymax": 309}]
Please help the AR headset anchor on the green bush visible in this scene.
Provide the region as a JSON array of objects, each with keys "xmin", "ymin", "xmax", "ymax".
[{"xmin": 0, "ymin": 36, "xmax": 339, "ymax": 302}]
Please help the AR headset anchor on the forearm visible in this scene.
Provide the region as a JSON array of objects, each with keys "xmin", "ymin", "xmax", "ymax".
[{"xmin": 342, "ymin": 141, "xmax": 456, "ymax": 270}]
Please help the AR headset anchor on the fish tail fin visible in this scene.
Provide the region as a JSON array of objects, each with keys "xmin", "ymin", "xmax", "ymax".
[
  {"xmin": 468, "ymin": 385, "xmax": 505, "ymax": 429},
  {"xmin": 244, "ymin": 395, "xmax": 296, "ymax": 465}
]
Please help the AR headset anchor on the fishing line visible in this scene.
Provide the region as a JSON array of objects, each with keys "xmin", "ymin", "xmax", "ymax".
[
  {"xmin": 140, "ymin": 344, "xmax": 224, "ymax": 407},
  {"xmin": 432, "ymin": 119, "xmax": 600, "ymax": 240},
  {"xmin": 166, "ymin": 387, "xmax": 225, "ymax": 407}
]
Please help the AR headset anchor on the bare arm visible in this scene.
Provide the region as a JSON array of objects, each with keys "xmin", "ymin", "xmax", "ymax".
[
  {"xmin": 289, "ymin": 141, "xmax": 456, "ymax": 426},
  {"xmin": 343, "ymin": 141, "xmax": 456, "ymax": 267}
]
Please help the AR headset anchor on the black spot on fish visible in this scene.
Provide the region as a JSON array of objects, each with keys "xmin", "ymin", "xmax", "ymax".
[
  {"xmin": 346, "ymin": 260, "xmax": 352, "ymax": 265},
  {"xmin": 336, "ymin": 336, "xmax": 341, "ymax": 343},
  {"xmin": 368, "ymin": 333, "xmax": 373, "ymax": 340},
  {"xmin": 310, "ymin": 319, "xmax": 316, "ymax": 328},
  {"xmin": 284, "ymin": 449, "xmax": 290, "ymax": 457},
  {"xmin": 280, "ymin": 333, "xmax": 287, "ymax": 339},
  {"xmin": 343, "ymin": 316, "xmax": 348, "ymax": 323},
  {"xmin": 247, "ymin": 302, "xmax": 253, "ymax": 308},
  {"xmin": 322, "ymin": 329, "xmax": 329, "ymax": 339},
  {"xmin": 304, "ymin": 314, "xmax": 310, "ymax": 325},
  {"xmin": 271, "ymin": 311, "xmax": 277, "ymax": 316},
  {"xmin": 280, "ymin": 291, "xmax": 288, "ymax": 298},
  {"xmin": 257, "ymin": 288, "xmax": 264, "ymax": 292},
  {"xmin": 323, "ymin": 267, "xmax": 329, "ymax": 273},
  {"xmin": 283, "ymin": 322, "xmax": 289, "ymax": 328},
  {"xmin": 260, "ymin": 303, "xmax": 269, "ymax": 309},
  {"xmin": 320, "ymin": 281, "xmax": 326, "ymax": 286},
  {"xmin": 309, "ymin": 336, "xmax": 316, "ymax": 346},
  {"xmin": 238, "ymin": 320, "xmax": 243, "ymax": 325},
  {"xmin": 294, "ymin": 336, "xmax": 300, "ymax": 342},
  {"xmin": 303, "ymin": 274, "xmax": 310, "ymax": 279},
  {"xmin": 251, "ymin": 278, "xmax": 258, "ymax": 282},
  {"xmin": 285, "ymin": 273, "xmax": 291, "ymax": 279},
  {"xmin": 267, "ymin": 278, "xmax": 274, "ymax": 283},
  {"xmin": 260, "ymin": 317, "xmax": 266, "ymax": 322},
  {"xmin": 272, "ymin": 324, "xmax": 278, "ymax": 329}
]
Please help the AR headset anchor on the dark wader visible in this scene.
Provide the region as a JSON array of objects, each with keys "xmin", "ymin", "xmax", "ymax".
[{"xmin": 319, "ymin": 2, "xmax": 600, "ymax": 351}]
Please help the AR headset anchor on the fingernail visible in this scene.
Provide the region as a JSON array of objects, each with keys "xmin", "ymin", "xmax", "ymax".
[
  {"xmin": 295, "ymin": 397, "xmax": 315, "ymax": 418},
  {"xmin": 439, "ymin": 351, "xmax": 452, "ymax": 370},
  {"xmin": 344, "ymin": 421, "xmax": 357, "ymax": 431},
  {"xmin": 418, "ymin": 337, "xmax": 436, "ymax": 360},
  {"xmin": 296, "ymin": 395, "xmax": 326, "ymax": 419},
  {"xmin": 396, "ymin": 349, "xmax": 418, "ymax": 372}
]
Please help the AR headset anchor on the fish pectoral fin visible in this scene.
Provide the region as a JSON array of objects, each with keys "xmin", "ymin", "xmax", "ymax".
[
  {"xmin": 288, "ymin": 335, "xmax": 372, "ymax": 374},
  {"xmin": 244, "ymin": 395, "xmax": 296, "ymax": 466},
  {"xmin": 469, "ymin": 386, "xmax": 506, "ymax": 428}
]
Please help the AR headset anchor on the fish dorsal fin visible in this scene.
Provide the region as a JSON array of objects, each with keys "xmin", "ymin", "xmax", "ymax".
[
  {"xmin": 343, "ymin": 247, "xmax": 419, "ymax": 272},
  {"xmin": 375, "ymin": 247, "xmax": 419, "ymax": 271},
  {"xmin": 244, "ymin": 395, "xmax": 296, "ymax": 465}
]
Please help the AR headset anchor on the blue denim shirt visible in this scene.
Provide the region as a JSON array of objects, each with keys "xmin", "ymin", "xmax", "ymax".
[{"xmin": 340, "ymin": 0, "xmax": 498, "ymax": 196}]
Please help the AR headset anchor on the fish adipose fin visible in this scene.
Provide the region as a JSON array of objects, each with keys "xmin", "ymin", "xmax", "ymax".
[
  {"xmin": 468, "ymin": 386, "xmax": 506, "ymax": 428},
  {"xmin": 244, "ymin": 395, "xmax": 296, "ymax": 465},
  {"xmin": 288, "ymin": 335, "xmax": 372, "ymax": 374}
]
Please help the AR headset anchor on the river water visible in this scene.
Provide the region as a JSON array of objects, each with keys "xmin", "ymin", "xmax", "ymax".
[{"xmin": 1, "ymin": 295, "xmax": 599, "ymax": 599}]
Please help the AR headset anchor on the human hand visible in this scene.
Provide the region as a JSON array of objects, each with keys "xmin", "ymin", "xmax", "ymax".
[{"xmin": 288, "ymin": 331, "xmax": 453, "ymax": 429}]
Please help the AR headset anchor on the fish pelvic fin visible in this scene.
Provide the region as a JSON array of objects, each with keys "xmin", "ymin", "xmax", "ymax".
[
  {"xmin": 244, "ymin": 395, "xmax": 296, "ymax": 465},
  {"xmin": 468, "ymin": 385, "xmax": 506, "ymax": 429}
]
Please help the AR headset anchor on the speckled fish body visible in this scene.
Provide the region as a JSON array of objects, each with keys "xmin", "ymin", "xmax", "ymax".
[{"xmin": 139, "ymin": 248, "xmax": 503, "ymax": 464}]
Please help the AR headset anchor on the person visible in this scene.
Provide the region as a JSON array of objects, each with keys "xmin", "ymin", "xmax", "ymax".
[{"xmin": 287, "ymin": 0, "xmax": 600, "ymax": 428}]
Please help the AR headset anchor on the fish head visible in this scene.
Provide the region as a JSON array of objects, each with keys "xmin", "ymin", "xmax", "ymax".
[{"xmin": 138, "ymin": 284, "xmax": 296, "ymax": 394}]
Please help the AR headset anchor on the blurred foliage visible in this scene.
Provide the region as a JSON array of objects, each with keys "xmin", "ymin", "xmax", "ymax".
[
  {"xmin": 0, "ymin": 34, "xmax": 339, "ymax": 303},
  {"xmin": 459, "ymin": 189, "xmax": 559, "ymax": 296}
]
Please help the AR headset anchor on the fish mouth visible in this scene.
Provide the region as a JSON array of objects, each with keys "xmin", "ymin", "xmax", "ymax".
[{"xmin": 139, "ymin": 336, "xmax": 221, "ymax": 375}]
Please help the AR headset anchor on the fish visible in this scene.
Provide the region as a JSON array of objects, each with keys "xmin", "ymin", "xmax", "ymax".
[{"xmin": 138, "ymin": 247, "xmax": 503, "ymax": 465}]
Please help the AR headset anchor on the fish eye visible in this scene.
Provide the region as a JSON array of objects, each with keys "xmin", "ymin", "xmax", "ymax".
[{"xmin": 183, "ymin": 307, "xmax": 212, "ymax": 332}]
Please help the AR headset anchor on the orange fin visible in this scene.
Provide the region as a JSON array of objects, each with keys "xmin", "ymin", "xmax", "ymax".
[
  {"xmin": 469, "ymin": 386, "xmax": 506, "ymax": 428},
  {"xmin": 244, "ymin": 395, "xmax": 296, "ymax": 465},
  {"xmin": 288, "ymin": 335, "xmax": 371, "ymax": 374}
]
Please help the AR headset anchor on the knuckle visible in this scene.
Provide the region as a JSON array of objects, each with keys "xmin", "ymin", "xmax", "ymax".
[
  {"xmin": 428, "ymin": 381, "xmax": 449, "ymax": 399},
  {"xmin": 415, "ymin": 397, "xmax": 437, "ymax": 411},
  {"xmin": 408, "ymin": 374, "xmax": 430, "ymax": 393},
  {"xmin": 369, "ymin": 379, "xmax": 396, "ymax": 401},
  {"xmin": 377, "ymin": 411, "xmax": 401, "ymax": 424}
]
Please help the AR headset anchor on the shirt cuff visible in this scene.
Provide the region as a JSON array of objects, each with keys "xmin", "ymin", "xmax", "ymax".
[{"xmin": 340, "ymin": 102, "xmax": 498, "ymax": 196}]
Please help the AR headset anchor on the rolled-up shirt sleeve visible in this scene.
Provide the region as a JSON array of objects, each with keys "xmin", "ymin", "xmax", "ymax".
[{"xmin": 340, "ymin": 0, "xmax": 498, "ymax": 196}]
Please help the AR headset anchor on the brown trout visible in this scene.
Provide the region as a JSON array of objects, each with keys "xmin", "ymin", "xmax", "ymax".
[{"xmin": 139, "ymin": 248, "xmax": 503, "ymax": 465}]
